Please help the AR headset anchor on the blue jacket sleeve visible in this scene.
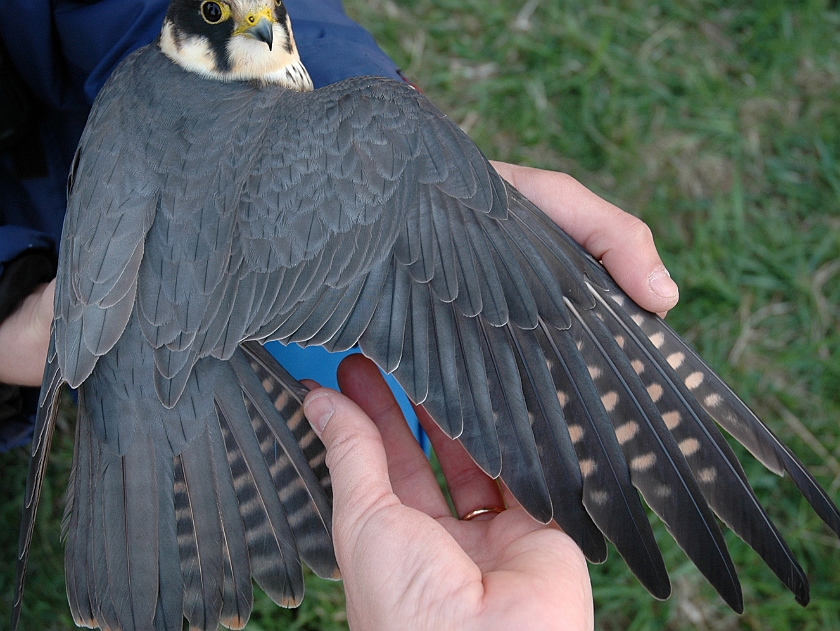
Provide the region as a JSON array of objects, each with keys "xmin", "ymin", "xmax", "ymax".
[
  {"xmin": 0, "ymin": 226, "xmax": 55, "ymax": 269},
  {"xmin": 286, "ymin": 0, "xmax": 402, "ymax": 86}
]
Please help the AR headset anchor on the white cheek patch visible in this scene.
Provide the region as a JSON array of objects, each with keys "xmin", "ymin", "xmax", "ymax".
[{"xmin": 159, "ymin": 22, "xmax": 219, "ymax": 78}]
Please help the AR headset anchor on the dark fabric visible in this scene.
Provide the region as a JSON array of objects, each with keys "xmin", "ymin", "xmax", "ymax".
[{"xmin": 0, "ymin": 247, "xmax": 57, "ymax": 323}]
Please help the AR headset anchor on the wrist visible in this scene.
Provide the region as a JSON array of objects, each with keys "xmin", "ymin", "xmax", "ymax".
[{"xmin": 0, "ymin": 281, "xmax": 54, "ymax": 386}]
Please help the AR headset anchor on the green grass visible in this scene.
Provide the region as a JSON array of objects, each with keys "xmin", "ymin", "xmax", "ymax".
[{"xmin": 3, "ymin": 0, "xmax": 839, "ymax": 629}]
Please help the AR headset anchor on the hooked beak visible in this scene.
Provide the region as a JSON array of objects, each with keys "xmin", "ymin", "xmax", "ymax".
[{"xmin": 236, "ymin": 11, "xmax": 275, "ymax": 50}]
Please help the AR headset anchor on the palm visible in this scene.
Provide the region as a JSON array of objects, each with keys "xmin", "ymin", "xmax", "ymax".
[{"xmin": 332, "ymin": 354, "xmax": 592, "ymax": 631}]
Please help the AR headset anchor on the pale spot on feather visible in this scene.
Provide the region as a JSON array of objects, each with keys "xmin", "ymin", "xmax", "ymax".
[
  {"xmin": 601, "ymin": 391, "xmax": 618, "ymax": 413},
  {"xmin": 567, "ymin": 424, "xmax": 584, "ymax": 443},
  {"xmin": 576, "ymin": 340, "xmax": 584, "ymax": 352},
  {"xmin": 631, "ymin": 359, "xmax": 645, "ymax": 375},
  {"xmin": 662, "ymin": 411, "xmax": 681, "ymax": 430},
  {"xmin": 704, "ymin": 393, "xmax": 723, "ymax": 407},
  {"xmin": 579, "ymin": 459, "xmax": 597, "ymax": 477},
  {"xmin": 685, "ymin": 371, "xmax": 705, "ymax": 389},
  {"xmin": 589, "ymin": 490, "xmax": 609, "ymax": 505},
  {"xmin": 274, "ymin": 391, "xmax": 293, "ymax": 411},
  {"xmin": 611, "ymin": 294, "xmax": 626, "ymax": 306},
  {"xmin": 649, "ymin": 332, "xmax": 665, "ymax": 348},
  {"xmin": 697, "ymin": 467, "xmax": 717, "ymax": 483},
  {"xmin": 615, "ymin": 421, "xmax": 639, "ymax": 445},
  {"xmin": 295, "ymin": 428, "xmax": 317, "ymax": 450},
  {"xmin": 631, "ymin": 314, "xmax": 645, "ymax": 326},
  {"xmin": 615, "ymin": 334, "xmax": 625, "ymax": 348},
  {"xmin": 647, "ymin": 382, "xmax": 663, "ymax": 402},
  {"xmin": 262, "ymin": 377, "xmax": 273, "ymax": 391},
  {"xmin": 631, "ymin": 453, "xmax": 656, "ymax": 471},
  {"xmin": 654, "ymin": 484, "xmax": 672, "ymax": 498},
  {"xmin": 667, "ymin": 352, "xmax": 685, "ymax": 369},
  {"xmin": 557, "ymin": 391, "xmax": 568, "ymax": 408},
  {"xmin": 588, "ymin": 365, "xmax": 602, "ymax": 380},
  {"xmin": 679, "ymin": 437, "xmax": 700, "ymax": 457}
]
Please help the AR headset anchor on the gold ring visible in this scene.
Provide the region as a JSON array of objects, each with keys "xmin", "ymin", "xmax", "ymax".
[{"xmin": 460, "ymin": 506, "xmax": 504, "ymax": 521}]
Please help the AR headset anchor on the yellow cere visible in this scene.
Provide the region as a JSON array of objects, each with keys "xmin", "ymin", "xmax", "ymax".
[{"xmin": 233, "ymin": 8, "xmax": 275, "ymax": 34}]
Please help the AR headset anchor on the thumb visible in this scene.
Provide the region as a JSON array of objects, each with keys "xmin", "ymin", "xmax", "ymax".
[
  {"xmin": 303, "ymin": 388, "xmax": 397, "ymax": 535},
  {"xmin": 489, "ymin": 161, "xmax": 679, "ymax": 317}
]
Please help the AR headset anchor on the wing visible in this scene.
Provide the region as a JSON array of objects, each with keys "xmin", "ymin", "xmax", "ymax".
[
  {"xmin": 222, "ymin": 76, "xmax": 840, "ymax": 610},
  {"xmin": 54, "ymin": 50, "xmax": 160, "ymax": 389},
  {"xmin": 129, "ymin": 65, "xmax": 510, "ymax": 408}
]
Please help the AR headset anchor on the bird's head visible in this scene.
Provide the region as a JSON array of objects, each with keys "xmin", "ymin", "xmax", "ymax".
[{"xmin": 159, "ymin": 0, "xmax": 313, "ymax": 90}]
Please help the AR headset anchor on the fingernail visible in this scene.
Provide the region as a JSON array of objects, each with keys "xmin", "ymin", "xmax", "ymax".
[
  {"xmin": 304, "ymin": 392, "xmax": 335, "ymax": 435},
  {"xmin": 648, "ymin": 266, "xmax": 679, "ymax": 299}
]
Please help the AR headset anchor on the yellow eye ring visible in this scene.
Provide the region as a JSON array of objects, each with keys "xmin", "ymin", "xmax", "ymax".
[{"xmin": 200, "ymin": 0, "xmax": 231, "ymax": 24}]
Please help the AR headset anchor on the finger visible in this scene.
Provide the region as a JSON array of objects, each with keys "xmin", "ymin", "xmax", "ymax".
[
  {"xmin": 337, "ymin": 355, "xmax": 450, "ymax": 519},
  {"xmin": 490, "ymin": 161, "xmax": 679, "ymax": 316},
  {"xmin": 302, "ymin": 387, "xmax": 398, "ymax": 535},
  {"xmin": 416, "ymin": 405, "xmax": 506, "ymax": 520}
]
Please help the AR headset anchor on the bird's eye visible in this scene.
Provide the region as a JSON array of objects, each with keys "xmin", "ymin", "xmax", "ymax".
[{"xmin": 201, "ymin": 0, "xmax": 229, "ymax": 24}]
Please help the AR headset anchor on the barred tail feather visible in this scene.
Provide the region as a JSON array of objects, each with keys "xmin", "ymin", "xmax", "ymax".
[
  {"xmin": 241, "ymin": 342, "xmax": 331, "ymax": 497},
  {"xmin": 64, "ymin": 398, "xmax": 97, "ymax": 628},
  {"xmin": 103, "ymin": 429, "xmax": 160, "ymax": 631},
  {"xmin": 174, "ymin": 430, "xmax": 224, "ymax": 631},
  {"xmin": 233, "ymin": 344, "xmax": 337, "ymax": 580},
  {"xmin": 214, "ymin": 374, "xmax": 304, "ymax": 608},
  {"xmin": 12, "ymin": 336, "xmax": 63, "ymax": 631}
]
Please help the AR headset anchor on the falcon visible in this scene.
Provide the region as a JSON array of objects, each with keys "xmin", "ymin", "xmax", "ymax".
[{"xmin": 13, "ymin": 0, "xmax": 840, "ymax": 629}]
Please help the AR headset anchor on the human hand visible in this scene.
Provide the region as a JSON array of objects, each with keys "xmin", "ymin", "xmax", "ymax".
[
  {"xmin": 491, "ymin": 161, "xmax": 679, "ymax": 317},
  {"xmin": 0, "ymin": 279, "xmax": 54, "ymax": 387},
  {"xmin": 303, "ymin": 354, "xmax": 593, "ymax": 631}
]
